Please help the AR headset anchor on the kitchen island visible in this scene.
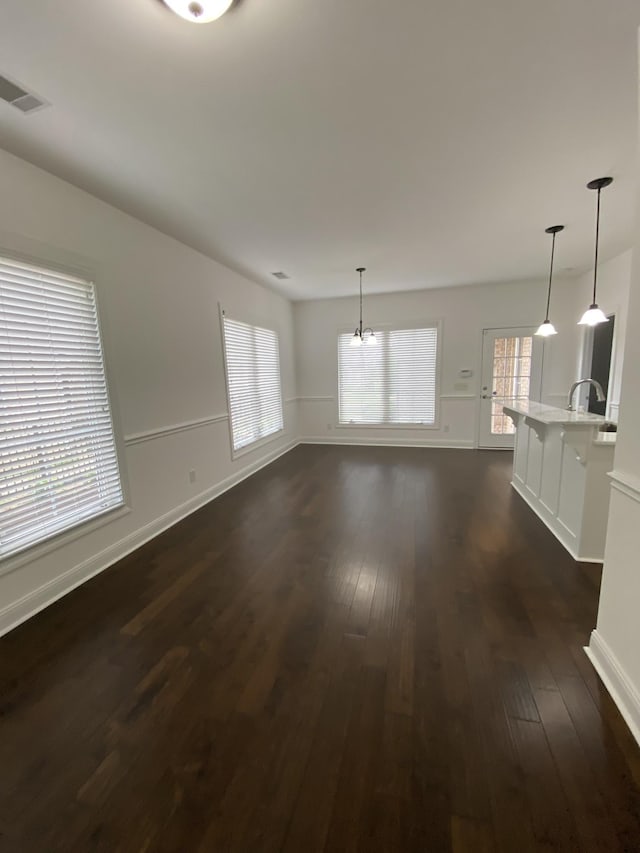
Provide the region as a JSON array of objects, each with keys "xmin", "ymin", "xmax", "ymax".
[{"xmin": 502, "ymin": 400, "xmax": 616, "ymax": 562}]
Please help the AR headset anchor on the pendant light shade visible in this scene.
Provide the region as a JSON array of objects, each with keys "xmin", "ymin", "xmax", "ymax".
[
  {"xmin": 579, "ymin": 177, "xmax": 612, "ymax": 326},
  {"xmin": 535, "ymin": 224, "xmax": 563, "ymax": 337},
  {"xmin": 536, "ymin": 320, "xmax": 557, "ymax": 337},
  {"xmin": 351, "ymin": 267, "xmax": 376, "ymax": 346},
  {"xmin": 578, "ymin": 306, "xmax": 610, "ymax": 326},
  {"xmin": 163, "ymin": 0, "xmax": 233, "ymax": 23}
]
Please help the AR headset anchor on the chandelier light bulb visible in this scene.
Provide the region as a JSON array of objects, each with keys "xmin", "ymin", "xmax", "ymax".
[
  {"xmin": 351, "ymin": 267, "xmax": 375, "ymax": 351},
  {"xmin": 163, "ymin": 0, "xmax": 233, "ymax": 23}
]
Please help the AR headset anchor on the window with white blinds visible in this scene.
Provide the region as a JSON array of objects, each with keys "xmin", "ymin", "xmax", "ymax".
[
  {"xmin": 222, "ymin": 314, "xmax": 284, "ymax": 452},
  {"xmin": 0, "ymin": 256, "xmax": 123, "ymax": 560},
  {"xmin": 338, "ymin": 325, "xmax": 439, "ymax": 425}
]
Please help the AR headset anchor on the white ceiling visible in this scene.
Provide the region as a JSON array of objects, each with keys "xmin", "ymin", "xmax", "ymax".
[{"xmin": 1, "ymin": 0, "xmax": 639, "ymax": 300}]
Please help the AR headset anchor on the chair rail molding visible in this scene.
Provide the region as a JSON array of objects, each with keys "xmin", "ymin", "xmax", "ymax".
[
  {"xmin": 124, "ymin": 414, "xmax": 229, "ymax": 446},
  {"xmin": 608, "ymin": 469, "xmax": 640, "ymax": 504}
]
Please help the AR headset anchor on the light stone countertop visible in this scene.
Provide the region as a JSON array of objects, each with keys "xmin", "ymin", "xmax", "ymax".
[
  {"xmin": 500, "ymin": 399, "xmax": 616, "ymax": 445},
  {"xmin": 500, "ymin": 399, "xmax": 607, "ymax": 427}
]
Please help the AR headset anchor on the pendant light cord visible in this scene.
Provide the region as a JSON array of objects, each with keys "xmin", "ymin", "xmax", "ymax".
[
  {"xmin": 545, "ymin": 231, "xmax": 556, "ymax": 321},
  {"xmin": 359, "ymin": 268, "xmax": 363, "ymax": 336},
  {"xmin": 592, "ymin": 186, "xmax": 601, "ymax": 305}
]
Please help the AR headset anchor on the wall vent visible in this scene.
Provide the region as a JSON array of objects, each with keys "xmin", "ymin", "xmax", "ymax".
[
  {"xmin": 0, "ymin": 74, "xmax": 48, "ymax": 114},
  {"xmin": 271, "ymin": 271, "xmax": 290, "ymax": 280}
]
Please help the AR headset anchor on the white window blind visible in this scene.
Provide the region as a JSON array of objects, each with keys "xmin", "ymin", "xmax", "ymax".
[
  {"xmin": 222, "ymin": 314, "xmax": 284, "ymax": 452},
  {"xmin": 0, "ymin": 256, "xmax": 123, "ymax": 559},
  {"xmin": 338, "ymin": 326, "xmax": 439, "ymax": 425}
]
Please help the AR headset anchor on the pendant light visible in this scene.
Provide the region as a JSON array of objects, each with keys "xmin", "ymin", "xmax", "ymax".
[
  {"xmin": 579, "ymin": 176, "xmax": 613, "ymax": 326},
  {"xmin": 535, "ymin": 224, "xmax": 564, "ymax": 337},
  {"xmin": 163, "ymin": 0, "xmax": 233, "ymax": 23},
  {"xmin": 350, "ymin": 267, "xmax": 377, "ymax": 347}
]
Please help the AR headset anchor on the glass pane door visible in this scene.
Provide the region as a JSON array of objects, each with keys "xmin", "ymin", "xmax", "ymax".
[
  {"xmin": 490, "ymin": 335, "xmax": 532, "ymax": 436},
  {"xmin": 479, "ymin": 328, "xmax": 542, "ymax": 449}
]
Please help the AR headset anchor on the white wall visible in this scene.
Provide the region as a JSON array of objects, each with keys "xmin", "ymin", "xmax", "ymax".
[
  {"xmin": 587, "ymin": 221, "xmax": 640, "ymax": 744},
  {"xmin": 584, "ymin": 36, "xmax": 640, "ymax": 744},
  {"xmin": 294, "ymin": 277, "xmax": 587, "ymax": 448},
  {"xmin": 0, "ymin": 148, "xmax": 297, "ymax": 635}
]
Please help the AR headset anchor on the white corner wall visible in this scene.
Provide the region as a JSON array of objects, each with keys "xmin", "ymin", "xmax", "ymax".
[
  {"xmin": 586, "ymin": 32, "xmax": 640, "ymax": 743},
  {"xmin": 587, "ymin": 185, "xmax": 640, "ymax": 743},
  {"xmin": 293, "ymin": 278, "xmax": 585, "ymax": 448},
  {"xmin": 0, "ymin": 149, "xmax": 298, "ymax": 636}
]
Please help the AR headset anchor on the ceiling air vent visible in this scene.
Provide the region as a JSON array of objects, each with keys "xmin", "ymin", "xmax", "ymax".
[
  {"xmin": 271, "ymin": 272, "xmax": 290, "ymax": 280},
  {"xmin": 0, "ymin": 74, "xmax": 48, "ymax": 114}
]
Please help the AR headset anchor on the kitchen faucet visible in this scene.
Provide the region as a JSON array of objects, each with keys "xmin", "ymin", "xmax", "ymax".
[{"xmin": 567, "ymin": 378, "xmax": 605, "ymax": 411}]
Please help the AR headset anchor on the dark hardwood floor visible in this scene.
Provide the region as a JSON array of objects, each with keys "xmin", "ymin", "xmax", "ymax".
[{"xmin": 1, "ymin": 444, "xmax": 640, "ymax": 852}]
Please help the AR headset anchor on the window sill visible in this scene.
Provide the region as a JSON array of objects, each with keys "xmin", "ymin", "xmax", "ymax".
[
  {"xmin": 335, "ymin": 422, "xmax": 440, "ymax": 431},
  {"xmin": 231, "ymin": 427, "xmax": 287, "ymax": 461},
  {"xmin": 0, "ymin": 503, "xmax": 131, "ymax": 579}
]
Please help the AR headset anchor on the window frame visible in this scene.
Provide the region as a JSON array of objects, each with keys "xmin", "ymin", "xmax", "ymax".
[
  {"xmin": 334, "ymin": 319, "xmax": 443, "ymax": 430},
  {"xmin": 219, "ymin": 307, "xmax": 285, "ymax": 459},
  {"xmin": 0, "ymin": 246, "xmax": 129, "ymax": 575}
]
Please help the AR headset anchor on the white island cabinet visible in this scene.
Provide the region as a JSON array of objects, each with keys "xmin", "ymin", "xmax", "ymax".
[{"xmin": 502, "ymin": 400, "xmax": 616, "ymax": 563}]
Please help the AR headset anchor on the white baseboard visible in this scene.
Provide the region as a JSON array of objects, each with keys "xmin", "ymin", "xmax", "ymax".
[
  {"xmin": 300, "ymin": 436, "xmax": 475, "ymax": 449},
  {"xmin": 585, "ymin": 630, "xmax": 640, "ymax": 747},
  {"xmin": 0, "ymin": 440, "xmax": 299, "ymax": 638}
]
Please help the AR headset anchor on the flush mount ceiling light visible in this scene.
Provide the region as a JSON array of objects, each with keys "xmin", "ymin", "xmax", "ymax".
[
  {"xmin": 350, "ymin": 267, "xmax": 377, "ymax": 347},
  {"xmin": 535, "ymin": 224, "xmax": 564, "ymax": 337},
  {"xmin": 579, "ymin": 176, "xmax": 613, "ymax": 326},
  {"xmin": 163, "ymin": 0, "xmax": 233, "ymax": 23}
]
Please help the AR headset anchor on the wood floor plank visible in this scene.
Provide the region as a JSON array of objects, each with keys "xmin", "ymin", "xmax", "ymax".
[
  {"xmin": 1, "ymin": 445, "xmax": 639, "ymax": 852},
  {"xmin": 533, "ymin": 685, "xmax": 623, "ymax": 853},
  {"xmin": 323, "ymin": 663, "xmax": 387, "ymax": 853}
]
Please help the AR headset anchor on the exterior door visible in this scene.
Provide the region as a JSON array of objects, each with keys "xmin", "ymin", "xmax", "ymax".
[{"xmin": 478, "ymin": 327, "xmax": 543, "ymax": 449}]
